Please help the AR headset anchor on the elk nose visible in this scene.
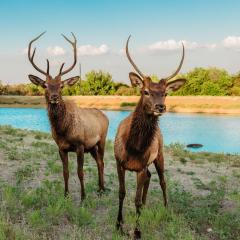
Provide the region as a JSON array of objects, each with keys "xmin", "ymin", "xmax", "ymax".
[
  {"xmin": 155, "ymin": 104, "xmax": 166, "ymax": 112},
  {"xmin": 51, "ymin": 94, "xmax": 58, "ymax": 100}
]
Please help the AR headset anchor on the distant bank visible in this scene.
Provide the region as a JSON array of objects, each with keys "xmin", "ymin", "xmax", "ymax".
[{"xmin": 1, "ymin": 95, "xmax": 240, "ymax": 114}]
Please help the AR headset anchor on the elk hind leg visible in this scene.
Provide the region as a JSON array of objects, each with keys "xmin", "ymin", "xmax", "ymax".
[
  {"xmin": 134, "ymin": 169, "xmax": 148, "ymax": 239},
  {"xmin": 90, "ymin": 141, "xmax": 105, "ymax": 193},
  {"xmin": 116, "ymin": 161, "xmax": 126, "ymax": 233},
  {"xmin": 77, "ymin": 145, "xmax": 85, "ymax": 201},
  {"xmin": 142, "ymin": 169, "xmax": 151, "ymax": 205},
  {"xmin": 154, "ymin": 153, "xmax": 167, "ymax": 207}
]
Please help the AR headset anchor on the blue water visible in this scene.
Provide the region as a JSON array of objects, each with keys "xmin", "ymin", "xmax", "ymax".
[{"xmin": 0, "ymin": 108, "xmax": 239, "ymax": 153}]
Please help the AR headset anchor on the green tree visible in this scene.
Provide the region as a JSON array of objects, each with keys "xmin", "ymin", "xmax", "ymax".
[
  {"xmin": 84, "ymin": 70, "xmax": 116, "ymax": 95},
  {"xmin": 173, "ymin": 67, "xmax": 233, "ymax": 96}
]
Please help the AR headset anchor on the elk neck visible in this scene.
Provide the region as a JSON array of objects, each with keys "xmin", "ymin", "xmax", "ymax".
[
  {"xmin": 126, "ymin": 96, "xmax": 159, "ymax": 155},
  {"xmin": 45, "ymin": 94, "xmax": 67, "ymax": 135}
]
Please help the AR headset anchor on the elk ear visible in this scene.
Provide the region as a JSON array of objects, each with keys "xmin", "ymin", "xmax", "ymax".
[
  {"xmin": 62, "ymin": 76, "xmax": 80, "ymax": 87},
  {"xmin": 129, "ymin": 72, "xmax": 143, "ymax": 88},
  {"xmin": 166, "ymin": 78, "xmax": 186, "ymax": 93},
  {"xmin": 28, "ymin": 75, "xmax": 46, "ymax": 88}
]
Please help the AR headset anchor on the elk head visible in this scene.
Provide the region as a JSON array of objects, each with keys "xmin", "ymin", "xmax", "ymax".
[
  {"xmin": 126, "ymin": 36, "xmax": 186, "ymax": 116},
  {"xmin": 28, "ymin": 32, "xmax": 79, "ymax": 104}
]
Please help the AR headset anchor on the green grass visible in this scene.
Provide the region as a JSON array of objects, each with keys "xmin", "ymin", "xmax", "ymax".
[
  {"xmin": 120, "ymin": 102, "xmax": 137, "ymax": 107},
  {"xmin": 165, "ymin": 143, "xmax": 240, "ymax": 167},
  {"xmin": 0, "ymin": 125, "xmax": 239, "ymax": 239}
]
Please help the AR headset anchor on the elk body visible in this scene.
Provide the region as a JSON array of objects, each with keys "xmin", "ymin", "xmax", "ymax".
[
  {"xmin": 114, "ymin": 36, "xmax": 186, "ymax": 239},
  {"xmin": 28, "ymin": 32, "xmax": 109, "ymax": 200}
]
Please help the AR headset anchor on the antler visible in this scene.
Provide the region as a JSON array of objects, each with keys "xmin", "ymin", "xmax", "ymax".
[
  {"xmin": 162, "ymin": 42, "xmax": 185, "ymax": 81},
  {"xmin": 58, "ymin": 32, "xmax": 77, "ymax": 77},
  {"xmin": 126, "ymin": 35, "xmax": 145, "ymax": 79},
  {"xmin": 28, "ymin": 31, "xmax": 50, "ymax": 76}
]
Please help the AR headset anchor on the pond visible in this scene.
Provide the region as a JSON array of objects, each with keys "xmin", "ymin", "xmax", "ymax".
[{"xmin": 0, "ymin": 108, "xmax": 239, "ymax": 154}]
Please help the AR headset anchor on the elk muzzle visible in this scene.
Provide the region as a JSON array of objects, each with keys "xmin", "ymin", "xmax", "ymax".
[
  {"xmin": 153, "ymin": 104, "xmax": 166, "ymax": 116},
  {"xmin": 49, "ymin": 94, "xmax": 60, "ymax": 104}
]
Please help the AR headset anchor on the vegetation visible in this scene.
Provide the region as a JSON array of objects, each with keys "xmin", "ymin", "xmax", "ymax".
[
  {"xmin": 1, "ymin": 67, "xmax": 240, "ymax": 96},
  {"xmin": 0, "ymin": 125, "xmax": 239, "ymax": 239}
]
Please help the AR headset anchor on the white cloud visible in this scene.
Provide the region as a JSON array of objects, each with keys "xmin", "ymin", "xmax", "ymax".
[
  {"xmin": 204, "ymin": 43, "xmax": 217, "ymax": 50},
  {"xmin": 148, "ymin": 40, "xmax": 197, "ymax": 51},
  {"xmin": 77, "ymin": 44, "xmax": 109, "ymax": 56},
  {"xmin": 223, "ymin": 36, "xmax": 240, "ymax": 50},
  {"xmin": 47, "ymin": 46, "xmax": 66, "ymax": 56},
  {"xmin": 147, "ymin": 39, "xmax": 216, "ymax": 52}
]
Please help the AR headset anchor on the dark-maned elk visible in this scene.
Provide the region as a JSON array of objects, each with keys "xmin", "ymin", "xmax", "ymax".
[
  {"xmin": 28, "ymin": 32, "xmax": 109, "ymax": 200},
  {"xmin": 114, "ymin": 36, "xmax": 186, "ymax": 239}
]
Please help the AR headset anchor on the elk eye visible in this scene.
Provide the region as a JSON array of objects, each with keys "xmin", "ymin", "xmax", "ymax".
[{"xmin": 144, "ymin": 90, "xmax": 150, "ymax": 96}]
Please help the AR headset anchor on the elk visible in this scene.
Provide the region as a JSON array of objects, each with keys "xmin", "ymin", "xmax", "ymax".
[
  {"xmin": 114, "ymin": 36, "xmax": 186, "ymax": 239},
  {"xmin": 28, "ymin": 32, "xmax": 109, "ymax": 200}
]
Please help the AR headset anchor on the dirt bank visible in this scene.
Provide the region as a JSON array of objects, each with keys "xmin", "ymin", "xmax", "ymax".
[{"xmin": 1, "ymin": 95, "xmax": 240, "ymax": 114}]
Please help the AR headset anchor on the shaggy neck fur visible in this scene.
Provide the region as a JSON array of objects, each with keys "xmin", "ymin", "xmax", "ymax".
[
  {"xmin": 46, "ymin": 94, "xmax": 67, "ymax": 135},
  {"xmin": 126, "ymin": 96, "xmax": 158, "ymax": 155}
]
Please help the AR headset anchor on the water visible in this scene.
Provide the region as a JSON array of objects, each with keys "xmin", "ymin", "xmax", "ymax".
[{"xmin": 0, "ymin": 107, "xmax": 239, "ymax": 153}]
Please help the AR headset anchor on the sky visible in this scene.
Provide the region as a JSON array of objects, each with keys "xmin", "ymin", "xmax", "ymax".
[{"xmin": 0, "ymin": 0, "xmax": 240, "ymax": 84}]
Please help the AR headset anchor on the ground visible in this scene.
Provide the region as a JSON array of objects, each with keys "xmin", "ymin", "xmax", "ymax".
[
  {"xmin": 1, "ymin": 96, "xmax": 240, "ymax": 114},
  {"xmin": 0, "ymin": 125, "xmax": 239, "ymax": 240}
]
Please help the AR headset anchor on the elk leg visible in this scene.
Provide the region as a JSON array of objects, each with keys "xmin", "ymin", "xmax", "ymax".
[
  {"xmin": 90, "ymin": 143, "xmax": 105, "ymax": 192},
  {"xmin": 59, "ymin": 149, "xmax": 69, "ymax": 197},
  {"xmin": 77, "ymin": 145, "xmax": 85, "ymax": 201},
  {"xmin": 134, "ymin": 169, "xmax": 148, "ymax": 239},
  {"xmin": 154, "ymin": 153, "xmax": 167, "ymax": 207},
  {"xmin": 116, "ymin": 161, "xmax": 126, "ymax": 233},
  {"xmin": 142, "ymin": 169, "xmax": 151, "ymax": 205}
]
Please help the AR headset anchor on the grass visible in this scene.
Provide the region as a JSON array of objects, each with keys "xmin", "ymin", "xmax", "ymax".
[
  {"xmin": 0, "ymin": 125, "xmax": 239, "ymax": 239},
  {"xmin": 165, "ymin": 143, "xmax": 240, "ymax": 167},
  {"xmin": 120, "ymin": 102, "xmax": 137, "ymax": 107}
]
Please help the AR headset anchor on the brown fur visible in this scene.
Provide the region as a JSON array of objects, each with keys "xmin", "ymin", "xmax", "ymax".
[
  {"xmin": 47, "ymin": 94, "xmax": 109, "ymax": 199},
  {"xmin": 114, "ymin": 36, "xmax": 186, "ymax": 239},
  {"xmin": 28, "ymin": 32, "xmax": 109, "ymax": 200}
]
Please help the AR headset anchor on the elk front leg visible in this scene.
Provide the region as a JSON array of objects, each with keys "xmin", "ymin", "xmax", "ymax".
[
  {"xmin": 77, "ymin": 145, "xmax": 85, "ymax": 201},
  {"xmin": 154, "ymin": 153, "xmax": 167, "ymax": 207},
  {"xmin": 59, "ymin": 149, "xmax": 69, "ymax": 197},
  {"xmin": 116, "ymin": 161, "xmax": 126, "ymax": 233},
  {"xmin": 134, "ymin": 169, "xmax": 148, "ymax": 239}
]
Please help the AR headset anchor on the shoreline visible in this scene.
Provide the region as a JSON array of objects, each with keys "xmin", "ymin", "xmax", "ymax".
[{"xmin": 1, "ymin": 95, "xmax": 240, "ymax": 115}]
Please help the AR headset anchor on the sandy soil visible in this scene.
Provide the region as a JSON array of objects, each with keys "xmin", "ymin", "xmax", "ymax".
[{"xmin": 1, "ymin": 95, "xmax": 240, "ymax": 114}]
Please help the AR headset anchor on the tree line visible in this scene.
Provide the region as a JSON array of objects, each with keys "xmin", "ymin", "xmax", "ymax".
[{"xmin": 1, "ymin": 67, "xmax": 240, "ymax": 96}]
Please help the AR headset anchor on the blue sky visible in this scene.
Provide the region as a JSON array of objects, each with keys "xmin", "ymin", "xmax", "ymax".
[{"xmin": 0, "ymin": 0, "xmax": 240, "ymax": 84}]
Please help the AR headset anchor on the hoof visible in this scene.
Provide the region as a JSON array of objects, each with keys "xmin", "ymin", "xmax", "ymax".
[
  {"xmin": 64, "ymin": 192, "xmax": 69, "ymax": 198},
  {"xmin": 80, "ymin": 194, "xmax": 86, "ymax": 202},
  {"xmin": 116, "ymin": 222, "xmax": 124, "ymax": 235},
  {"xmin": 116, "ymin": 222, "xmax": 130, "ymax": 237},
  {"xmin": 134, "ymin": 228, "xmax": 141, "ymax": 239},
  {"xmin": 97, "ymin": 189, "xmax": 105, "ymax": 196},
  {"xmin": 97, "ymin": 187, "xmax": 111, "ymax": 196},
  {"xmin": 104, "ymin": 187, "xmax": 111, "ymax": 193}
]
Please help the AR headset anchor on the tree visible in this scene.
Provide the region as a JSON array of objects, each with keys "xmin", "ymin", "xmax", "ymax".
[
  {"xmin": 84, "ymin": 70, "xmax": 116, "ymax": 95},
  {"xmin": 172, "ymin": 67, "xmax": 233, "ymax": 96}
]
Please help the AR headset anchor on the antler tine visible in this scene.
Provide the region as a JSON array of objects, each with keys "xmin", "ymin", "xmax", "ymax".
[
  {"xmin": 71, "ymin": 32, "xmax": 77, "ymax": 42},
  {"xmin": 59, "ymin": 33, "xmax": 77, "ymax": 77},
  {"xmin": 59, "ymin": 63, "xmax": 65, "ymax": 75},
  {"xmin": 46, "ymin": 59, "xmax": 50, "ymax": 75},
  {"xmin": 126, "ymin": 35, "xmax": 145, "ymax": 79},
  {"xmin": 162, "ymin": 42, "xmax": 185, "ymax": 82},
  {"xmin": 28, "ymin": 31, "xmax": 49, "ymax": 76}
]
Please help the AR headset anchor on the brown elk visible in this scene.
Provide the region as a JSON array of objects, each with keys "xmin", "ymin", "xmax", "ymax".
[
  {"xmin": 114, "ymin": 36, "xmax": 186, "ymax": 239},
  {"xmin": 28, "ymin": 32, "xmax": 109, "ymax": 200}
]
